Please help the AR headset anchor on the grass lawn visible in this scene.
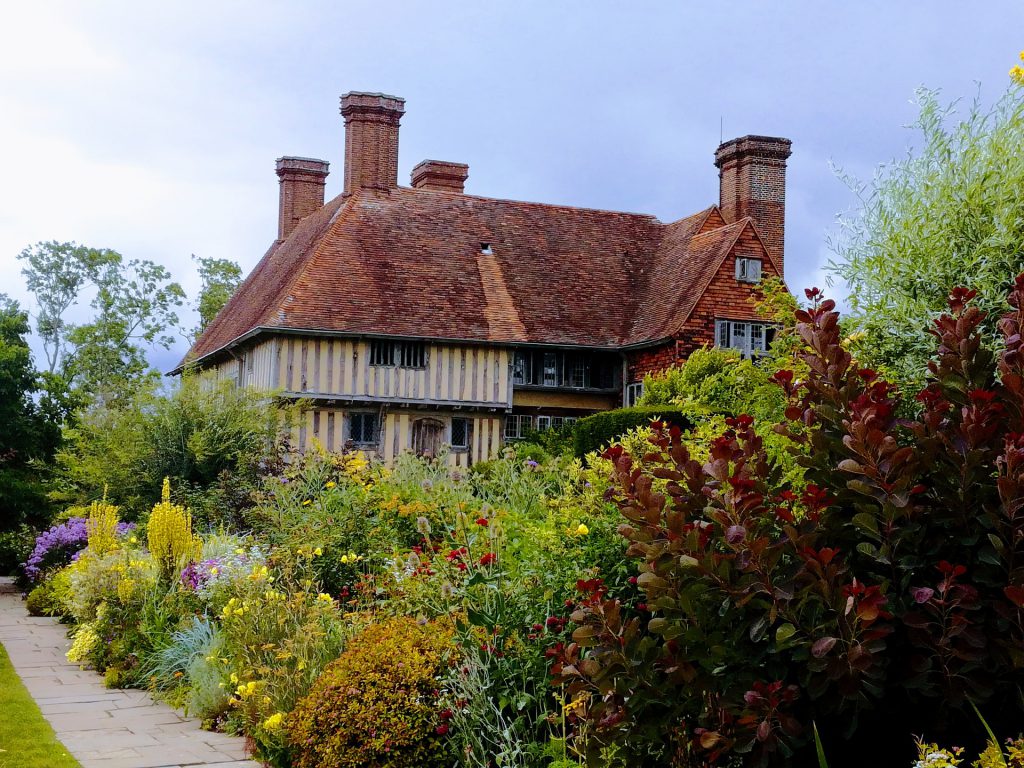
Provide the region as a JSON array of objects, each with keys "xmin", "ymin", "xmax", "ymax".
[{"xmin": 0, "ymin": 642, "xmax": 81, "ymax": 768}]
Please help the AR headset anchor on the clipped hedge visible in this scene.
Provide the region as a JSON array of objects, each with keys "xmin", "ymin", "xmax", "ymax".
[{"xmin": 570, "ymin": 406, "xmax": 691, "ymax": 457}]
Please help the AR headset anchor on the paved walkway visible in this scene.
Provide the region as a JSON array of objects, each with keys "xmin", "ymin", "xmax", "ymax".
[{"xmin": 0, "ymin": 578, "xmax": 261, "ymax": 768}]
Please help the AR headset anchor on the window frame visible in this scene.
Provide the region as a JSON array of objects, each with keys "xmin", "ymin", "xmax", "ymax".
[
  {"xmin": 369, "ymin": 340, "xmax": 427, "ymax": 369},
  {"xmin": 714, "ymin": 319, "xmax": 776, "ymax": 358},
  {"xmin": 735, "ymin": 257, "xmax": 763, "ymax": 284},
  {"xmin": 450, "ymin": 417, "xmax": 470, "ymax": 450},
  {"xmin": 504, "ymin": 414, "xmax": 533, "ymax": 441},
  {"xmin": 625, "ymin": 381, "xmax": 644, "ymax": 407},
  {"xmin": 349, "ymin": 412, "xmax": 380, "ymax": 446}
]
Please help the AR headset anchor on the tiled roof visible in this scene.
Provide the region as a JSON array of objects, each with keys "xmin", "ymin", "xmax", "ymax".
[{"xmin": 182, "ymin": 187, "xmax": 770, "ymax": 368}]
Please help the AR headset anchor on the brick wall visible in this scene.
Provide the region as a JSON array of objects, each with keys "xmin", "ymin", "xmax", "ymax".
[{"xmin": 626, "ymin": 223, "xmax": 782, "ymax": 382}]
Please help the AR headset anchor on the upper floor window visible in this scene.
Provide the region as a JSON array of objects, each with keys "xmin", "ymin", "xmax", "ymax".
[
  {"xmin": 349, "ymin": 412, "xmax": 380, "ymax": 445},
  {"xmin": 370, "ymin": 340, "xmax": 427, "ymax": 368},
  {"xmin": 450, "ymin": 418, "xmax": 470, "ymax": 450},
  {"xmin": 625, "ymin": 381, "xmax": 644, "ymax": 407},
  {"xmin": 512, "ymin": 349, "xmax": 619, "ymax": 390},
  {"xmin": 735, "ymin": 257, "xmax": 762, "ymax": 283},
  {"xmin": 715, "ymin": 320, "xmax": 776, "ymax": 358}
]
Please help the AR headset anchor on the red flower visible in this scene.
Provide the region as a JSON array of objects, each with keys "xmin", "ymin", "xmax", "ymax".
[
  {"xmin": 479, "ymin": 552, "xmax": 497, "ymax": 566},
  {"xmin": 436, "ymin": 724, "xmax": 450, "ymax": 736},
  {"xmin": 475, "ymin": 517, "xmax": 489, "ymax": 526}
]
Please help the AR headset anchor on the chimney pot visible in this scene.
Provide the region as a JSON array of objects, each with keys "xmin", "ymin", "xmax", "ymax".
[
  {"xmin": 411, "ymin": 160, "xmax": 469, "ymax": 193},
  {"xmin": 714, "ymin": 135, "xmax": 792, "ymax": 273},
  {"xmin": 339, "ymin": 91, "xmax": 406, "ymax": 193},
  {"xmin": 275, "ymin": 156, "xmax": 329, "ymax": 240}
]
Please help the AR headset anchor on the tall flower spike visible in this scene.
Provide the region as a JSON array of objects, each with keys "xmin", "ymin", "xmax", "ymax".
[{"xmin": 162, "ymin": 477, "xmax": 171, "ymax": 504}]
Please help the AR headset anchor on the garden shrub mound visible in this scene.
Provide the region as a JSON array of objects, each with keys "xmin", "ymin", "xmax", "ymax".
[
  {"xmin": 571, "ymin": 405, "xmax": 691, "ymax": 457},
  {"xmin": 288, "ymin": 616, "xmax": 456, "ymax": 768}
]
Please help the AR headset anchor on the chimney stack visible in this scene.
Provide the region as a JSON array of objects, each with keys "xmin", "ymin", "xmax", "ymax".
[
  {"xmin": 340, "ymin": 91, "xmax": 405, "ymax": 193},
  {"xmin": 714, "ymin": 136, "xmax": 792, "ymax": 273},
  {"xmin": 276, "ymin": 156, "xmax": 329, "ymax": 241},
  {"xmin": 411, "ymin": 160, "xmax": 469, "ymax": 193}
]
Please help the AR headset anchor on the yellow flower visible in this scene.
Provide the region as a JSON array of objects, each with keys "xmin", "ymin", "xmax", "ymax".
[
  {"xmin": 314, "ymin": 547, "xmax": 323, "ymax": 556},
  {"xmin": 302, "ymin": 499, "xmax": 312, "ymax": 506},
  {"xmin": 576, "ymin": 524, "xmax": 590, "ymax": 536},
  {"xmin": 317, "ymin": 593, "xmax": 333, "ymax": 603},
  {"xmin": 325, "ymin": 481, "xmax": 336, "ymax": 489},
  {"xmin": 263, "ymin": 712, "xmax": 285, "ymax": 730},
  {"xmin": 340, "ymin": 555, "xmax": 349, "ymax": 564},
  {"xmin": 210, "ymin": 567, "xmax": 219, "ymax": 575},
  {"xmin": 234, "ymin": 548, "xmax": 244, "ymax": 555}
]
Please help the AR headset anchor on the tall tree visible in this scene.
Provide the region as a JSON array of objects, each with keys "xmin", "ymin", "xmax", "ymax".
[
  {"xmin": 17, "ymin": 242, "xmax": 120, "ymax": 374},
  {"xmin": 192, "ymin": 255, "xmax": 241, "ymax": 339},
  {"xmin": 829, "ymin": 85, "xmax": 1024, "ymax": 388},
  {"xmin": 0, "ymin": 295, "xmax": 56, "ymax": 527},
  {"xmin": 18, "ymin": 242, "xmax": 185, "ymax": 404}
]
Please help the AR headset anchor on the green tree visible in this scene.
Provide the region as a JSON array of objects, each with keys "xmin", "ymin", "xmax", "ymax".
[
  {"xmin": 18, "ymin": 241, "xmax": 185, "ymax": 405},
  {"xmin": 828, "ymin": 86, "xmax": 1024, "ymax": 389},
  {"xmin": 192, "ymin": 255, "xmax": 241, "ymax": 339},
  {"xmin": 0, "ymin": 296, "xmax": 57, "ymax": 528}
]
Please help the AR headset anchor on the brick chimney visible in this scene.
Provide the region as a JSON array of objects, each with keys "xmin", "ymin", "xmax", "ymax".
[
  {"xmin": 339, "ymin": 91, "xmax": 405, "ymax": 193},
  {"xmin": 411, "ymin": 160, "xmax": 469, "ymax": 193},
  {"xmin": 714, "ymin": 135, "xmax": 792, "ymax": 272},
  {"xmin": 276, "ymin": 156, "xmax": 329, "ymax": 240}
]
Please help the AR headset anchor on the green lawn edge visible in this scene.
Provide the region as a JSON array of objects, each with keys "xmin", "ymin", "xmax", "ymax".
[{"xmin": 0, "ymin": 641, "xmax": 81, "ymax": 768}]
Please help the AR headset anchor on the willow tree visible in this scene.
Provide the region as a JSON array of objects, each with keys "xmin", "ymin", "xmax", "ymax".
[{"xmin": 829, "ymin": 84, "xmax": 1024, "ymax": 389}]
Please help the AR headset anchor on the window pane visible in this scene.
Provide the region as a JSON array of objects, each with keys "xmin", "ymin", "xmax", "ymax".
[
  {"xmin": 451, "ymin": 418, "xmax": 469, "ymax": 449},
  {"xmin": 543, "ymin": 352, "xmax": 558, "ymax": 387},
  {"xmin": 370, "ymin": 341, "xmax": 393, "ymax": 366},
  {"xmin": 716, "ymin": 320, "xmax": 730, "ymax": 348},
  {"xmin": 513, "ymin": 351, "xmax": 532, "ymax": 384}
]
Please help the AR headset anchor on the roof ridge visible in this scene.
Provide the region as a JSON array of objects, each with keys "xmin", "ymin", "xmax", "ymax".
[{"xmin": 398, "ymin": 185, "xmax": 662, "ymax": 221}]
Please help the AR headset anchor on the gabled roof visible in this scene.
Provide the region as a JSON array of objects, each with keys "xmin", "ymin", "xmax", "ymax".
[{"xmin": 181, "ymin": 187, "xmax": 772, "ymax": 369}]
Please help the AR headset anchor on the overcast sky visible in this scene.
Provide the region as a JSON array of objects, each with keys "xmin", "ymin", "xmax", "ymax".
[{"xmin": 1, "ymin": 2, "xmax": 1022, "ymax": 374}]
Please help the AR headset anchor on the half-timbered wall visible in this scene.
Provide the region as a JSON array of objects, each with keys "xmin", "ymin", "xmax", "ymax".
[
  {"xmin": 286, "ymin": 407, "xmax": 502, "ymax": 466},
  {"xmin": 270, "ymin": 337, "xmax": 511, "ymax": 407}
]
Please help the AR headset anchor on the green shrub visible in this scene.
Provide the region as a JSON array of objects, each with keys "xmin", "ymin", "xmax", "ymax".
[
  {"xmin": 0, "ymin": 524, "xmax": 37, "ymax": 577},
  {"xmin": 25, "ymin": 569, "xmax": 72, "ymax": 618},
  {"xmin": 288, "ymin": 617, "xmax": 456, "ymax": 768},
  {"xmin": 570, "ymin": 406, "xmax": 691, "ymax": 457}
]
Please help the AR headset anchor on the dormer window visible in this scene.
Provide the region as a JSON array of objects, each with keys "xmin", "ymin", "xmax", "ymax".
[
  {"xmin": 735, "ymin": 257, "xmax": 762, "ymax": 283},
  {"xmin": 480, "ymin": 243, "xmax": 493, "ymax": 255}
]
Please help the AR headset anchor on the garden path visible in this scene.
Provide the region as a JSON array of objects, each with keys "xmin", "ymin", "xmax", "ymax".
[{"xmin": 0, "ymin": 577, "xmax": 261, "ymax": 768}]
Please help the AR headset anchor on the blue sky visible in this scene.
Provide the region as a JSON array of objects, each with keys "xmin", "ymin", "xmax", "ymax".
[{"xmin": 1, "ymin": 2, "xmax": 1022, "ymax": 373}]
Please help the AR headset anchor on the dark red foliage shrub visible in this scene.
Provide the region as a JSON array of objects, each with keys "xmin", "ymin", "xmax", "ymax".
[{"xmin": 552, "ymin": 277, "xmax": 1024, "ymax": 767}]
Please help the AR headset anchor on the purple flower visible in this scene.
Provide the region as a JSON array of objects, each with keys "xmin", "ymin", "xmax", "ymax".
[
  {"xmin": 526, "ymin": 460, "xmax": 539, "ymax": 468},
  {"xmin": 911, "ymin": 586, "xmax": 935, "ymax": 604},
  {"xmin": 22, "ymin": 518, "xmax": 135, "ymax": 583}
]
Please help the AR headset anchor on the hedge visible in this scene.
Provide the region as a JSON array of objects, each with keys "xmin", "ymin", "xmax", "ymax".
[{"xmin": 570, "ymin": 406, "xmax": 692, "ymax": 457}]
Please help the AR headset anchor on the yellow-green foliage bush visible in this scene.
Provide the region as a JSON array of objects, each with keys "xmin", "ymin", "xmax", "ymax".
[
  {"xmin": 85, "ymin": 499, "xmax": 121, "ymax": 556},
  {"xmin": 25, "ymin": 568, "xmax": 72, "ymax": 617},
  {"xmin": 288, "ymin": 617, "xmax": 455, "ymax": 768},
  {"xmin": 147, "ymin": 478, "xmax": 200, "ymax": 580}
]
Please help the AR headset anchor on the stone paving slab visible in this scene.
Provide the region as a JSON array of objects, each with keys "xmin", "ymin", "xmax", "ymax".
[{"xmin": 0, "ymin": 577, "xmax": 262, "ymax": 768}]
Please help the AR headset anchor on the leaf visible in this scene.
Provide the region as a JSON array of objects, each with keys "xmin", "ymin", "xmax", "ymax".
[
  {"xmin": 749, "ymin": 616, "xmax": 768, "ymax": 643},
  {"xmin": 851, "ymin": 512, "xmax": 880, "ymax": 537},
  {"xmin": 1005, "ymin": 585, "xmax": 1024, "ymax": 608},
  {"xmin": 648, "ymin": 618, "xmax": 669, "ymax": 634},
  {"xmin": 775, "ymin": 623, "xmax": 797, "ymax": 646},
  {"xmin": 813, "ymin": 722, "xmax": 830, "ymax": 768},
  {"xmin": 811, "ymin": 636, "xmax": 837, "ymax": 658}
]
